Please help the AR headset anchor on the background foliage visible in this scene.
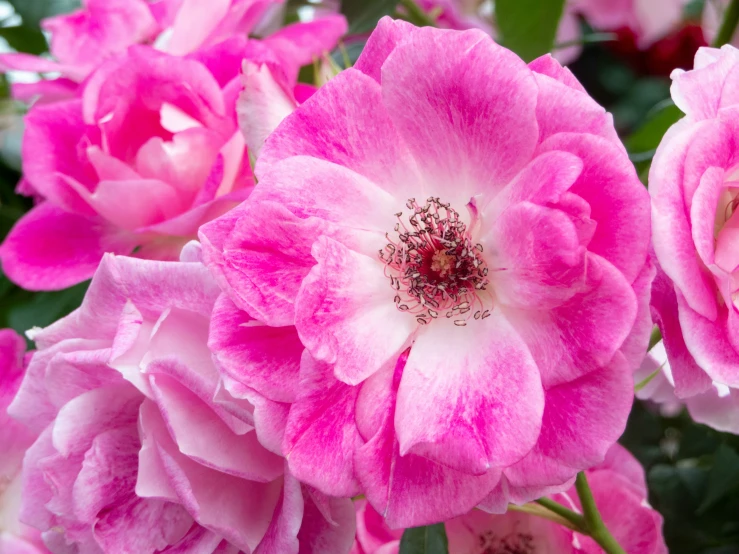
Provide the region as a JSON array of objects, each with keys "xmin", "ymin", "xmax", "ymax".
[{"xmin": 0, "ymin": 0, "xmax": 737, "ymax": 552}]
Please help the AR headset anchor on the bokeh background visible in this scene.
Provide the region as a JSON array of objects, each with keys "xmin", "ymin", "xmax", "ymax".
[{"xmin": 0, "ymin": 1, "xmax": 737, "ymax": 552}]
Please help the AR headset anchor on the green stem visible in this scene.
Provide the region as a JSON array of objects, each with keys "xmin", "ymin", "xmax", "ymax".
[
  {"xmin": 397, "ymin": 0, "xmax": 437, "ymax": 27},
  {"xmin": 509, "ymin": 502, "xmax": 581, "ymax": 531},
  {"xmin": 713, "ymin": 0, "xmax": 739, "ymax": 47},
  {"xmin": 534, "ymin": 498, "xmax": 586, "ymax": 529},
  {"xmin": 575, "ymin": 473, "xmax": 627, "ymax": 554}
]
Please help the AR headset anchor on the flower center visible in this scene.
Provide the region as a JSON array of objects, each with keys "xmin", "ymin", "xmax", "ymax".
[
  {"xmin": 476, "ymin": 530, "xmax": 537, "ymax": 554},
  {"xmin": 379, "ymin": 197, "xmax": 490, "ymax": 326}
]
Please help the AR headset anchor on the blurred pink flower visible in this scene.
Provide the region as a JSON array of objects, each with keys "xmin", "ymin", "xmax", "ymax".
[
  {"xmin": 351, "ymin": 445, "xmax": 666, "ymax": 554},
  {"xmin": 649, "ymin": 45, "xmax": 739, "ymax": 413},
  {"xmin": 0, "ymin": 329, "xmax": 48, "ymax": 554},
  {"xmin": 1, "ymin": 0, "xmax": 347, "ymax": 105},
  {"xmin": 703, "ymin": 0, "xmax": 736, "ymax": 47},
  {"xmin": 0, "ymin": 0, "xmax": 281, "ymax": 100},
  {"xmin": 0, "ymin": 14, "xmax": 346, "ymax": 291},
  {"xmin": 574, "ymin": 0, "xmax": 689, "ymax": 49},
  {"xmin": 202, "ymin": 18, "xmax": 652, "ymax": 527},
  {"xmin": 8, "ymin": 252, "xmax": 355, "ymax": 554}
]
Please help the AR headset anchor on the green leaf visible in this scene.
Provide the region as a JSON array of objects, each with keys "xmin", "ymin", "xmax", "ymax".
[
  {"xmin": 697, "ymin": 444, "xmax": 739, "ymax": 514},
  {"xmin": 7, "ymin": 0, "xmax": 81, "ymax": 28},
  {"xmin": 341, "ymin": 0, "xmax": 397, "ymax": 34},
  {"xmin": 496, "ymin": 0, "xmax": 567, "ymax": 62},
  {"xmin": 399, "ymin": 524, "xmax": 449, "ymax": 554},
  {"xmin": 626, "ymin": 100, "xmax": 683, "ymax": 162},
  {"xmin": 0, "ymin": 25, "xmax": 48, "ymax": 55}
]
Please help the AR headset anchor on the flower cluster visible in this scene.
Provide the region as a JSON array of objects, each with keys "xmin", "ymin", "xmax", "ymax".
[{"xmin": 5, "ymin": 0, "xmax": 738, "ymax": 552}]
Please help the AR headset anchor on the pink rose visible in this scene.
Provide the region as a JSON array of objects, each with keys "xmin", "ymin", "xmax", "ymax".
[
  {"xmin": 8, "ymin": 252, "xmax": 355, "ymax": 553},
  {"xmin": 649, "ymin": 45, "xmax": 739, "ymax": 414},
  {"xmin": 0, "ymin": 329, "xmax": 48, "ymax": 554},
  {"xmin": 0, "ymin": 14, "xmax": 347, "ymax": 292},
  {"xmin": 352, "ymin": 445, "xmax": 666, "ymax": 554},
  {"xmin": 201, "ymin": 19, "xmax": 652, "ymax": 527}
]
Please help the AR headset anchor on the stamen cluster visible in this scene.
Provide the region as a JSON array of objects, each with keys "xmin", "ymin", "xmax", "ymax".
[{"xmin": 379, "ymin": 197, "xmax": 490, "ymax": 326}]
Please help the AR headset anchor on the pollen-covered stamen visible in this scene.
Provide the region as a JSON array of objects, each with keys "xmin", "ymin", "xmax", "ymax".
[{"xmin": 379, "ymin": 197, "xmax": 491, "ymax": 326}]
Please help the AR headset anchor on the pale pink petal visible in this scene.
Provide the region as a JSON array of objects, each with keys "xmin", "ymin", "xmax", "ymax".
[
  {"xmin": 380, "ymin": 26, "xmax": 538, "ymax": 202},
  {"xmin": 257, "ymin": 68, "xmax": 420, "ymax": 196},
  {"xmin": 354, "ymin": 17, "xmax": 420, "ymax": 84},
  {"xmin": 483, "ymin": 201, "xmax": 586, "ymax": 310},
  {"xmin": 396, "ymin": 313, "xmax": 544, "ymax": 473},
  {"xmin": 529, "ymin": 53, "xmax": 587, "ymax": 93},
  {"xmin": 296, "ymin": 492, "xmax": 355, "ymax": 554},
  {"xmin": 148, "ymin": 373, "xmax": 283, "ymax": 482},
  {"xmin": 686, "ymin": 388, "xmax": 739, "ymax": 433},
  {"xmin": 650, "ymin": 118, "xmax": 723, "ymax": 319},
  {"xmin": 295, "ymin": 237, "xmax": 416, "ymax": 386},
  {"xmin": 139, "ymin": 400, "xmax": 283, "ymax": 552},
  {"xmin": 252, "ymin": 468, "xmax": 302, "ymax": 554},
  {"xmin": 446, "ymin": 509, "xmax": 572, "ymax": 554},
  {"xmin": 354, "ymin": 359, "xmax": 502, "ymax": 528},
  {"xmin": 502, "ymin": 254, "xmax": 638, "ymax": 388},
  {"xmin": 676, "ymin": 291, "xmax": 739, "ymax": 387},
  {"xmin": 238, "ymin": 61, "xmax": 297, "ymax": 160},
  {"xmin": 650, "ymin": 263, "xmax": 713, "ymax": 397}
]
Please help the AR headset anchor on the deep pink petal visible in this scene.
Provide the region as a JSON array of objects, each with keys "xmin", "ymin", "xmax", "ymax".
[
  {"xmin": 503, "ymin": 353, "xmax": 634, "ymax": 493},
  {"xmin": 209, "ymin": 294, "xmax": 303, "ymax": 403},
  {"xmin": 538, "ymin": 132, "xmax": 650, "ymax": 285},
  {"xmin": 283, "ymin": 352, "xmax": 362, "ymax": 497}
]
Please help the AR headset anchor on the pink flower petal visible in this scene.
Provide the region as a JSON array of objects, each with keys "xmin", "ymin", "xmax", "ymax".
[{"xmin": 395, "ymin": 312, "xmax": 544, "ymax": 473}]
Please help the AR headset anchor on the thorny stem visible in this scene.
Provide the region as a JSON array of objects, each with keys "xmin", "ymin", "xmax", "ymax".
[{"xmin": 713, "ymin": 0, "xmax": 739, "ymax": 47}]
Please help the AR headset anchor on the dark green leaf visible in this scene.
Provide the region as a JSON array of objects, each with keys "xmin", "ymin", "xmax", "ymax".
[
  {"xmin": 7, "ymin": 0, "xmax": 81, "ymax": 28},
  {"xmin": 697, "ymin": 445, "xmax": 739, "ymax": 514},
  {"xmin": 626, "ymin": 100, "xmax": 683, "ymax": 161},
  {"xmin": 399, "ymin": 524, "xmax": 448, "ymax": 554},
  {"xmin": 0, "ymin": 25, "xmax": 48, "ymax": 55},
  {"xmin": 496, "ymin": 0, "xmax": 566, "ymax": 62},
  {"xmin": 331, "ymin": 40, "xmax": 367, "ymax": 69},
  {"xmin": 1, "ymin": 279, "xmax": 89, "ymax": 342},
  {"xmin": 341, "ymin": 0, "xmax": 397, "ymax": 34}
]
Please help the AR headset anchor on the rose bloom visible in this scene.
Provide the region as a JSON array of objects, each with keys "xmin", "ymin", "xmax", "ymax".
[
  {"xmin": 1, "ymin": 329, "xmax": 48, "ymax": 554},
  {"xmin": 649, "ymin": 45, "xmax": 739, "ymax": 414},
  {"xmin": 0, "ymin": 0, "xmax": 297, "ymax": 102},
  {"xmin": 8, "ymin": 252, "xmax": 355, "ymax": 554},
  {"xmin": 351, "ymin": 445, "xmax": 667, "ymax": 554},
  {"xmin": 201, "ymin": 18, "xmax": 652, "ymax": 527},
  {"xmin": 0, "ymin": 13, "xmax": 346, "ymax": 292}
]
